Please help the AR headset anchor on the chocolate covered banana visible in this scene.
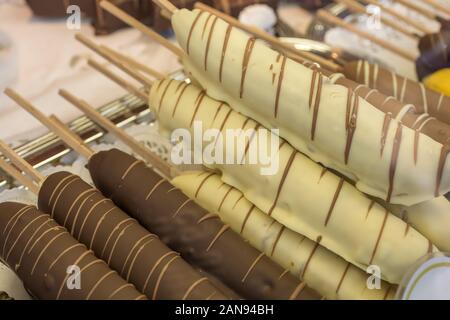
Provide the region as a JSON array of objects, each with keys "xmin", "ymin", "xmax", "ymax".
[
  {"xmin": 172, "ymin": 171, "xmax": 397, "ymax": 300},
  {"xmin": 149, "ymin": 78, "xmax": 437, "ymax": 284},
  {"xmin": 344, "ymin": 60, "xmax": 450, "ymax": 126},
  {"xmin": 87, "ymin": 148, "xmax": 320, "ymax": 300},
  {"xmin": 0, "ymin": 202, "xmax": 146, "ymax": 300},
  {"xmin": 37, "ymin": 171, "xmax": 229, "ymax": 300},
  {"xmin": 171, "ymin": 9, "xmax": 450, "ymax": 205}
]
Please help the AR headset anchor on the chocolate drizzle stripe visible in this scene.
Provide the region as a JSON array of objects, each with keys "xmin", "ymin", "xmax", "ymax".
[
  {"xmin": 108, "ymin": 283, "xmax": 134, "ymax": 300},
  {"xmin": 344, "ymin": 91, "xmax": 359, "ymax": 164},
  {"xmin": 17, "ymin": 218, "xmax": 52, "ymax": 267},
  {"xmin": 30, "ymin": 230, "xmax": 68, "ymax": 275},
  {"xmin": 232, "ymin": 195, "xmax": 244, "ymax": 209},
  {"xmin": 152, "ymin": 254, "xmax": 180, "ymax": 300},
  {"xmin": 121, "ymin": 160, "xmax": 141, "ymax": 180},
  {"xmin": 274, "ymin": 55, "xmax": 287, "ymax": 118},
  {"xmin": 77, "ymin": 199, "xmax": 111, "ymax": 240},
  {"xmin": 172, "ymin": 83, "xmax": 190, "ymax": 118},
  {"xmin": 270, "ymin": 226, "xmax": 285, "ymax": 256},
  {"xmin": 100, "ymin": 218, "xmax": 135, "ymax": 259},
  {"xmin": 86, "ymin": 270, "xmax": 116, "ymax": 300},
  {"xmin": 435, "ymin": 145, "xmax": 449, "ymax": 197},
  {"xmin": 427, "ymin": 240, "xmax": 433, "ymax": 253},
  {"xmin": 219, "ymin": 25, "xmax": 233, "ymax": 83},
  {"xmin": 380, "ymin": 113, "xmax": 392, "ymax": 157},
  {"xmin": 106, "ymin": 222, "xmax": 135, "ymax": 265},
  {"xmin": 197, "ymin": 213, "xmax": 219, "ymax": 224},
  {"xmin": 28, "ymin": 226, "xmax": 63, "ymax": 255},
  {"xmin": 366, "ymin": 200, "xmax": 375, "ymax": 220},
  {"xmin": 89, "ymin": 207, "xmax": 116, "ymax": 249},
  {"xmin": 241, "ymin": 252, "xmax": 265, "ymax": 283},
  {"xmin": 166, "ymin": 187, "xmax": 179, "ymax": 193},
  {"xmin": 190, "ymin": 91, "xmax": 206, "ymax": 127},
  {"xmin": 268, "ymin": 150, "xmax": 296, "ymax": 216},
  {"xmin": 240, "ymin": 38, "xmax": 256, "ymax": 99},
  {"xmin": 278, "ymin": 269, "xmax": 290, "ymax": 280},
  {"xmin": 335, "ymin": 262, "xmax": 351, "ymax": 294},
  {"xmin": 414, "ymin": 130, "xmax": 420, "ymax": 165},
  {"xmin": 126, "ymin": 238, "xmax": 156, "ymax": 282},
  {"xmin": 186, "ymin": 11, "xmax": 205, "ymax": 55},
  {"xmin": 301, "ymin": 236, "xmax": 322, "ymax": 279},
  {"xmin": 211, "ymin": 102, "xmax": 224, "ymax": 125},
  {"xmin": 241, "ymin": 124, "xmax": 260, "ymax": 164},
  {"xmin": 386, "ymin": 125, "xmax": 403, "ymax": 202},
  {"xmin": 2, "ymin": 206, "xmax": 34, "ymax": 256},
  {"xmin": 289, "ymin": 282, "xmax": 306, "ymax": 300},
  {"xmin": 120, "ymin": 234, "xmax": 155, "ymax": 276},
  {"xmin": 175, "ymin": 81, "xmax": 185, "ymax": 93},
  {"xmin": 324, "ymin": 178, "xmax": 345, "ymax": 226},
  {"xmin": 47, "ymin": 243, "xmax": 85, "ymax": 272},
  {"xmin": 3, "ymin": 205, "xmax": 32, "ymax": 236},
  {"xmin": 369, "ymin": 210, "xmax": 389, "ymax": 264},
  {"xmin": 51, "ymin": 176, "xmax": 79, "ymax": 218},
  {"xmin": 145, "ymin": 178, "xmax": 166, "ymax": 200},
  {"xmin": 172, "ymin": 199, "xmax": 192, "ymax": 218},
  {"xmin": 142, "ymin": 251, "xmax": 178, "ymax": 293},
  {"xmin": 194, "ymin": 172, "xmax": 215, "ymax": 198},
  {"xmin": 310, "ymin": 74, "xmax": 323, "ymax": 141},
  {"xmin": 64, "ymin": 188, "xmax": 97, "ymax": 228},
  {"xmin": 436, "ymin": 94, "xmax": 444, "ymax": 112},
  {"xmin": 404, "ymin": 222, "xmax": 411, "ymax": 237},
  {"xmin": 205, "ymin": 291, "xmax": 217, "ymax": 300},
  {"xmin": 318, "ymin": 167, "xmax": 327, "ymax": 183},
  {"xmin": 308, "ymin": 71, "xmax": 317, "ymax": 110},
  {"xmin": 158, "ymin": 79, "xmax": 175, "ymax": 112},
  {"xmin": 204, "ymin": 17, "xmax": 218, "ymax": 71},
  {"xmin": 201, "ymin": 14, "xmax": 213, "ymax": 39},
  {"xmin": 182, "ymin": 277, "xmax": 209, "ymax": 300},
  {"xmin": 218, "ymin": 187, "xmax": 232, "ymax": 211},
  {"xmin": 206, "ymin": 225, "xmax": 230, "ymax": 252},
  {"xmin": 240, "ymin": 205, "xmax": 255, "ymax": 234},
  {"xmin": 5, "ymin": 213, "xmax": 47, "ymax": 260},
  {"xmin": 47, "ymin": 174, "xmax": 74, "ymax": 208},
  {"xmin": 56, "ymin": 250, "xmax": 91, "ymax": 299},
  {"xmin": 69, "ymin": 192, "xmax": 97, "ymax": 234}
]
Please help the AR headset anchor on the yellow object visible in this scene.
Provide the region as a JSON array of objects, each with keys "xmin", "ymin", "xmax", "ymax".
[{"xmin": 424, "ymin": 69, "xmax": 450, "ymax": 97}]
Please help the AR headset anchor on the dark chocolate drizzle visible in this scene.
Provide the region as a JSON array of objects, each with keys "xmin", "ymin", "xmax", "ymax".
[
  {"xmin": 186, "ymin": 11, "xmax": 205, "ymax": 55},
  {"xmin": 240, "ymin": 38, "xmax": 256, "ymax": 99},
  {"xmin": 386, "ymin": 125, "xmax": 403, "ymax": 202},
  {"xmin": 274, "ymin": 55, "xmax": 287, "ymax": 118},
  {"xmin": 219, "ymin": 25, "xmax": 233, "ymax": 83},
  {"xmin": 324, "ymin": 178, "xmax": 345, "ymax": 226}
]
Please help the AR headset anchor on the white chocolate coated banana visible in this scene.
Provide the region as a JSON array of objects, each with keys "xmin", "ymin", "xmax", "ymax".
[
  {"xmin": 172, "ymin": 171, "xmax": 397, "ymax": 300},
  {"xmin": 171, "ymin": 9, "xmax": 450, "ymax": 206},
  {"xmin": 149, "ymin": 78, "xmax": 437, "ymax": 284}
]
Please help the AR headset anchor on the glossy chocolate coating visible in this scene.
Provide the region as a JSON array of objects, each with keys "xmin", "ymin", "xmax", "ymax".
[
  {"xmin": 88, "ymin": 148, "xmax": 320, "ymax": 300},
  {"xmin": 38, "ymin": 171, "xmax": 227, "ymax": 300},
  {"xmin": 0, "ymin": 202, "xmax": 146, "ymax": 300}
]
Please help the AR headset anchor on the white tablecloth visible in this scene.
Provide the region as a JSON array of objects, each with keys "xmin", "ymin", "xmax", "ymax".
[{"xmin": 0, "ymin": 1, "xmax": 180, "ymax": 145}]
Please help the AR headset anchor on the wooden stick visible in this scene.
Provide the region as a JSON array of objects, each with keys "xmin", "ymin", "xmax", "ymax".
[
  {"xmin": 87, "ymin": 59, "xmax": 148, "ymax": 101},
  {"xmin": 0, "ymin": 156, "xmax": 39, "ymax": 194},
  {"xmin": 59, "ymin": 89, "xmax": 175, "ymax": 178},
  {"xmin": 360, "ymin": 0, "xmax": 432, "ymax": 34},
  {"xmin": 422, "ymin": 0, "xmax": 450, "ymax": 16},
  {"xmin": 75, "ymin": 34, "xmax": 153, "ymax": 88},
  {"xmin": 152, "ymin": 0, "xmax": 178, "ymax": 15},
  {"xmin": 99, "ymin": 1, "xmax": 183, "ymax": 57},
  {"xmin": 394, "ymin": 0, "xmax": 437, "ymax": 20},
  {"xmin": 193, "ymin": 2, "xmax": 342, "ymax": 72},
  {"xmin": 334, "ymin": 0, "xmax": 418, "ymax": 39},
  {"xmin": 317, "ymin": 9, "xmax": 417, "ymax": 61},
  {"xmin": 48, "ymin": 115, "xmax": 84, "ymax": 145},
  {"xmin": 100, "ymin": 45, "xmax": 165, "ymax": 79},
  {"xmin": 4, "ymin": 88, "xmax": 94, "ymax": 160},
  {"xmin": 0, "ymin": 140, "xmax": 44, "ymax": 183}
]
